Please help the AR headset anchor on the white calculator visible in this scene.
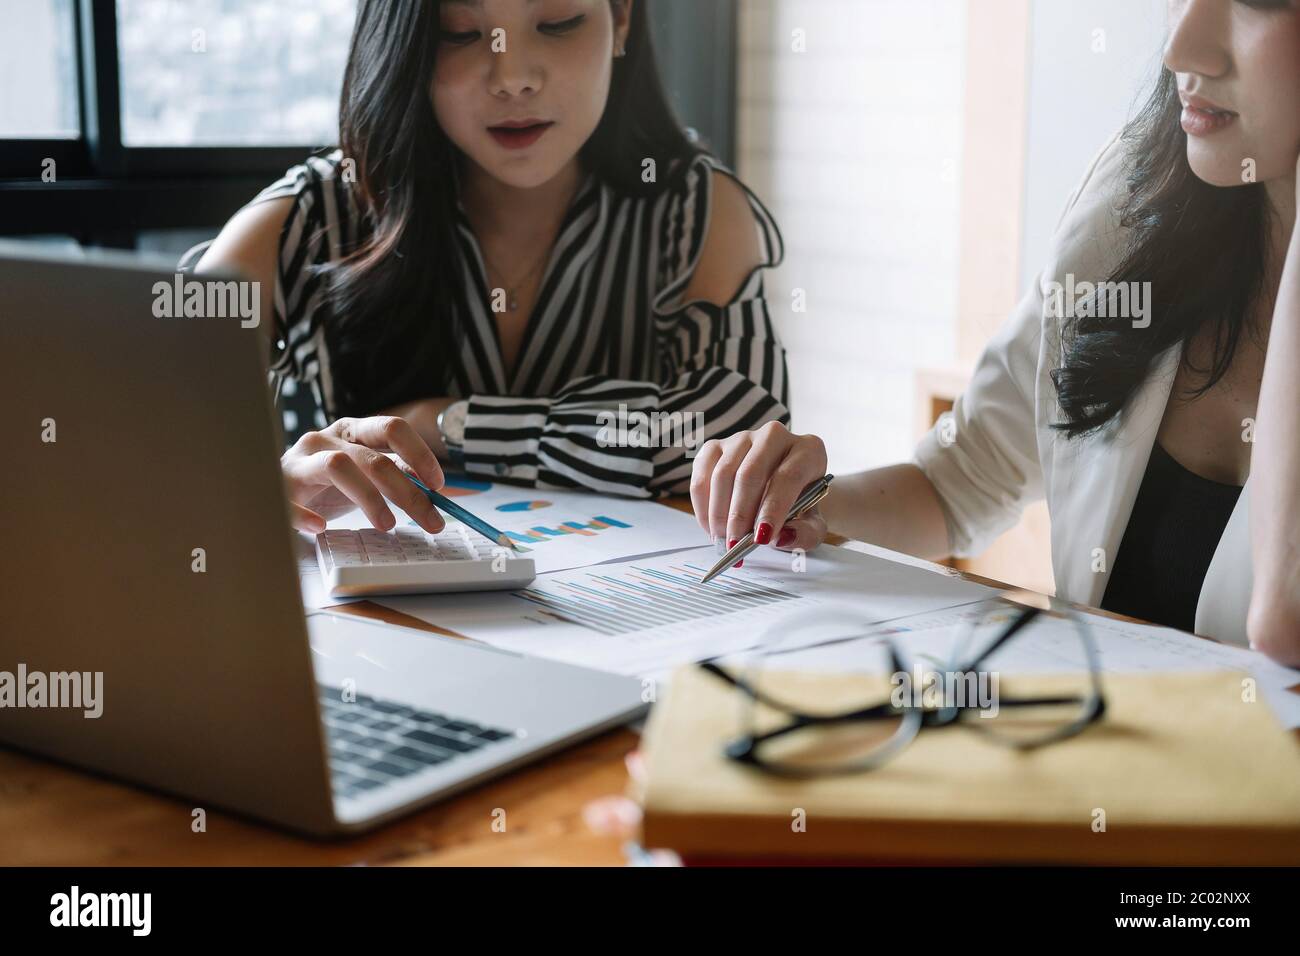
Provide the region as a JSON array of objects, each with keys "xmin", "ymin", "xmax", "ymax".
[{"xmin": 314, "ymin": 524, "xmax": 536, "ymax": 598}]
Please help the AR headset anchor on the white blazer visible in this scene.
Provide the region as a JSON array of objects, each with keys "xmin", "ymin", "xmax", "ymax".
[{"xmin": 913, "ymin": 133, "xmax": 1253, "ymax": 645}]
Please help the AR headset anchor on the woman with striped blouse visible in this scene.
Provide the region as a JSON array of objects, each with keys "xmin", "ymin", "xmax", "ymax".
[{"xmin": 197, "ymin": 0, "xmax": 786, "ymax": 537}]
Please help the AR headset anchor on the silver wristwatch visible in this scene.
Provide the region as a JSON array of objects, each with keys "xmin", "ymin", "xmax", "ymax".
[{"xmin": 437, "ymin": 399, "xmax": 469, "ymax": 467}]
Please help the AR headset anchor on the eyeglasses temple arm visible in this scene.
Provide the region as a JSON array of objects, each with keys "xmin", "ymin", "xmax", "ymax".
[{"xmin": 955, "ymin": 606, "xmax": 1041, "ymax": 672}]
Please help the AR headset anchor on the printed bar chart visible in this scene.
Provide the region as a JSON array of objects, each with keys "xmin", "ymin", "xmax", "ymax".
[
  {"xmin": 513, "ymin": 561, "xmax": 801, "ymax": 636},
  {"xmin": 505, "ymin": 515, "xmax": 633, "ymax": 545}
]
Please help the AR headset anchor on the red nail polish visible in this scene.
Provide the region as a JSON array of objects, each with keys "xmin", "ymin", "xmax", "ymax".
[
  {"xmin": 727, "ymin": 539, "xmax": 738, "ymax": 550},
  {"xmin": 734, "ymin": 560, "xmax": 744, "ymax": 568},
  {"xmin": 777, "ymin": 527, "xmax": 796, "ymax": 548},
  {"xmin": 755, "ymin": 522, "xmax": 773, "ymax": 545}
]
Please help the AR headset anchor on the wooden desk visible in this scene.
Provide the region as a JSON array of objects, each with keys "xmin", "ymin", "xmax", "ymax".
[
  {"xmin": 0, "ymin": 588, "xmax": 641, "ymax": 865},
  {"xmin": 0, "ymin": 500, "xmax": 710, "ymax": 866},
  {"xmin": 2, "ymin": 499, "xmax": 1287, "ymax": 866}
]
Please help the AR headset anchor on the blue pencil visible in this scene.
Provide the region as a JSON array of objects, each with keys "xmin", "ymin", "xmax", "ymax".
[{"xmin": 403, "ymin": 472, "xmax": 523, "ymax": 551}]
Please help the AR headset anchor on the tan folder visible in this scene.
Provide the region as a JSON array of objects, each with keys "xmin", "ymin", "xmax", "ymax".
[{"xmin": 640, "ymin": 668, "xmax": 1300, "ymax": 865}]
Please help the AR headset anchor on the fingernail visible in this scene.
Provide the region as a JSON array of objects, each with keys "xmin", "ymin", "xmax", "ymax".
[
  {"xmin": 755, "ymin": 522, "xmax": 773, "ymax": 545},
  {"xmin": 777, "ymin": 527, "xmax": 796, "ymax": 548},
  {"xmin": 727, "ymin": 539, "xmax": 743, "ymax": 569}
]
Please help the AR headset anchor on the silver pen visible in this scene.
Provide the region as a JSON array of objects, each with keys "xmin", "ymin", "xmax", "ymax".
[{"xmin": 698, "ymin": 474, "xmax": 834, "ymax": 584}]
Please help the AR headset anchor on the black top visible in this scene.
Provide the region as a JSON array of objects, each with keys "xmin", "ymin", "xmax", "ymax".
[{"xmin": 1101, "ymin": 442, "xmax": 1243, "ymax": 633}]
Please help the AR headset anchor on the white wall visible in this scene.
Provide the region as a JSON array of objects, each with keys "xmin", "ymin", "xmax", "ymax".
[
  {"xmin": 737, "ymin": 0, "xmax": 1169, "ymax": 474},
  {"xmin": 1018, "ymin": 0, "xmax": 1167, "ymax": 293},
  {"xmin": 737, "ymin": 0, "xmax": 967, "ymax": 474}
]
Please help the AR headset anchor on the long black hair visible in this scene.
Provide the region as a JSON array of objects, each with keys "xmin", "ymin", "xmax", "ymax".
[
  {"xmin": 322, "ymin": 0, "xmax": 698, "ymax": 416},
  {"xmin": 1050, "ymin": 68, "xmax": 1276, "ymax": 437}
]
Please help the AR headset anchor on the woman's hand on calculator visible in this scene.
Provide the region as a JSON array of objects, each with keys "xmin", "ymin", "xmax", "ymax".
[{"xmin": 280, "ymin": 416, "xmax": 447, "ymax": 534}]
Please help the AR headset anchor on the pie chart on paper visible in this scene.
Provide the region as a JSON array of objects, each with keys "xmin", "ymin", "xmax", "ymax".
[{"xmin": 496, "ymin": 500, "xmax": 553, "ymax": 513}]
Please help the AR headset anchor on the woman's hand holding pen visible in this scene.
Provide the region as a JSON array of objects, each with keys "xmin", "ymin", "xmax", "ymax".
[
  {"xmin": 280, "ymin": 416, "xmax": 447, "ymax": 535},
  {"xmin": 690, "ymin": 421, "xmax": 829, "ymax": 556}
]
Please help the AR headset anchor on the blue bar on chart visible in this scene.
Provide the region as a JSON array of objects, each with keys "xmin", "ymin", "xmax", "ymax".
[{"xmin": 504, "ymin": 515, "xmax": 634, "ymax": 546}]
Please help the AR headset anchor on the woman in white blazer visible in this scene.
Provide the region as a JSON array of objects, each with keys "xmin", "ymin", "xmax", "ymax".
[{"xmin": 690, "ymin": 0, "xmax": 1300, "ymax": 664}]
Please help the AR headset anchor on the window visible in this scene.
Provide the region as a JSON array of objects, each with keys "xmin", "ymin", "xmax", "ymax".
[
  {"xmin": 116, "ymin": 0, "xmax": 356, "ymax": 147},
  {"xmin": 0, "ymin": 0, "xmax": 80, "ymax": 138},
  {"xmin": 1, "ymin": 0, "xmax": 736, "ymax": 246}
]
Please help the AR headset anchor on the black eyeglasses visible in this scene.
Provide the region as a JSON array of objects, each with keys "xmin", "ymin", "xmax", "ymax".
[{"xmin": 699, "ymin": 592, "xmax": 1107, "ymax": 778}]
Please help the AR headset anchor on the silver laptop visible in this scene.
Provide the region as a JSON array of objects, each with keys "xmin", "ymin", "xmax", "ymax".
[{"xmin": 0, "ymin": 246, "xmax": 646, "ymax": 837}]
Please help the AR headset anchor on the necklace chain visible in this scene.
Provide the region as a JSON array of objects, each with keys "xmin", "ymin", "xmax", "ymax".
[{"xmin": 481, "ymin": 245, "xmax": 550, "ymax": 312}]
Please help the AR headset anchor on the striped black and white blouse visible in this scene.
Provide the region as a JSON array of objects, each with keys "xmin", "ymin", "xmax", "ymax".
[{"xmin": 249, "ymin": 148, "xmax": 788, "ymax": 498}]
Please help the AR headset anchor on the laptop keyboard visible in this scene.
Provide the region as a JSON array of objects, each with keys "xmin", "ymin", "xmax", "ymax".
[{"xmin": 317, "ymin": 684, "xmax": 517, "ymax": 799}]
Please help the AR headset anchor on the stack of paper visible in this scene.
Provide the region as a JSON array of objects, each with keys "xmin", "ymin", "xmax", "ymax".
[
  {"xmin": 378, "ymin": 543, "xmax": 996, "ymax": 679},
  {"xmin": 299, "ymin": 477, "xmax": 1300, "ymax": 730}
]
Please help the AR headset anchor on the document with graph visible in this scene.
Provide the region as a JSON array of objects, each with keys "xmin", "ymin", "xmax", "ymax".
[
  {"xmin": 324, "ymin": 472, "xmax": 708, "ymax": 574},
  {"xmin": 380, "ymin": 544, "xmax": 996, "ymax": 678}
]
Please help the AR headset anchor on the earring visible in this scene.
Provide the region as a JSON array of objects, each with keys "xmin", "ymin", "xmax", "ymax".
[{"xmin": 614, "ymin": 43, "xmax": 626, "ymax": 58}]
